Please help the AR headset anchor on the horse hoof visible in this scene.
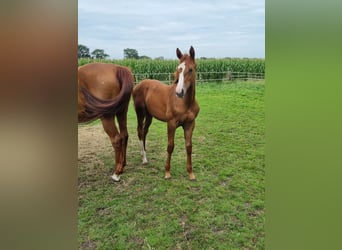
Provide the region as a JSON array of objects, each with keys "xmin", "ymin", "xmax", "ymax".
[
  {"xmin": 142, "ymin": 159, "xmax": 148, "ymax": 165},
  {"xmin": 111, "ymin": 174, "xmax": 120, "ymax": 182},
  {"xmin": 164, "ymin": 172, "xmax": 171, "ymax": 179},
  {"xmin": 189, "ymin": 173, "xmax": 196, "ymax": 181}
]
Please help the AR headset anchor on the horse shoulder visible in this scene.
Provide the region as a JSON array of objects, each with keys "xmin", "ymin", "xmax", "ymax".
[
  {"xmin": 144, "ymin": 81, "xmax": 170, "ymax": 121},
  {"xmin": 187, "ymin": 99, "xmax": 200, "ymax": 120}
]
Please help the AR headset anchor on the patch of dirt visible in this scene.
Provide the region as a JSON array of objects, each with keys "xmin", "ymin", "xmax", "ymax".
[
  {"xmin": 78, "ymin": 124, "xmax": 113, "ymax": 167},
  {"xmin": 81, "ymin": 239, "xmax": 97, "ymax": 250}
]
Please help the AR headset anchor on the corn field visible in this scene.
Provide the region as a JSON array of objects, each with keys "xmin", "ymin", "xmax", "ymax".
[{"xmin": 78, "ymin": 58, "xmax": 265, "ymax": 83}]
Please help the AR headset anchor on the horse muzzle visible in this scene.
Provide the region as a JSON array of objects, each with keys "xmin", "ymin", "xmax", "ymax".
[{"xmin": 176, "ymin": 89, "xmax": 185, "ymax": 98}]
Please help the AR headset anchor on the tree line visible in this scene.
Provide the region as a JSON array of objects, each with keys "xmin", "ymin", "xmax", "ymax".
[
  {"xmin": 78, "ymin": 44, "xmax": 159, "ymax": 60},
  {"xmin": 78, "ymin": 45, "xmax": 109, "ymax": 59}
]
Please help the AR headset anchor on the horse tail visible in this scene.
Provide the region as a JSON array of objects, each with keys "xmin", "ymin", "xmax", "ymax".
[{"xmin": 80, "ymin": 66, "xmax": 134, "ymax": 122}]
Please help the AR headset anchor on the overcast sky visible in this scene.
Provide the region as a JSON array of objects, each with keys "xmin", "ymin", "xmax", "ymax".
[{"xmin": 78, "ymin": 0, "xmax": 264, "ymax": 59}]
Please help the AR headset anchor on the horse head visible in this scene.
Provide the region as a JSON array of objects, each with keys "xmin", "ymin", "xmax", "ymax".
[{"xmin": 174, "ymin": 46, "xmax": 196, "ymax": 98}]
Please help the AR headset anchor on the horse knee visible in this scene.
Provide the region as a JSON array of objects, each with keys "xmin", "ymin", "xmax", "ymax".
[
  {"xmin": 186, "ymin": 144, "xmax": 192, "ymax": 155},
  {"xmin": 167, "ymin": 143, "xmax": 174, "ymax": 154},
  {"xmin": 112, "ymin": 135, "xmax": 122, "ymax": 149}
]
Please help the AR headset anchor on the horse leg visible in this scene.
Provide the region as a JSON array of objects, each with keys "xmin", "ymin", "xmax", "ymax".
[
  {"xmin": 165, "ymin": 122, "xmax": 176, "ymax": 179},
  {"xmin": 183, "ymin": 121, "xmax": 196, "ymax": 180},
  {"xmin": 136, "ymin": 107, "xmax": 151, "ymax": 164},
  {"xmin": 101, "ymin": 116, "xmax": 123, "ymax": 182},
  {"xmin": 116, "ymin": 110, "xmax": 129, "ymax": 168},
  {"xmin": 141, "ymin": 113, "xmax": 152, "ymax": 163}
]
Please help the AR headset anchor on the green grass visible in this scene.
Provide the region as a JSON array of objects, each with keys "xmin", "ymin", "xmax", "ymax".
[{"xmin": 78, "ymin": 81, "xmax": 265, "ymax": 249}]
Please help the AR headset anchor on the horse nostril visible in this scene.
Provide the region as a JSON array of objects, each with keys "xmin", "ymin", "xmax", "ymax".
[{"xmin": 176, "ymin": 89, "xmax": 185, "ymax": 98}]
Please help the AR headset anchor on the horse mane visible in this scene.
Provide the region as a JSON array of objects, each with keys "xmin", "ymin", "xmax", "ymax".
[{"xmin": 80, "ymin": 66, "xmax": 133, "ymax": 122}]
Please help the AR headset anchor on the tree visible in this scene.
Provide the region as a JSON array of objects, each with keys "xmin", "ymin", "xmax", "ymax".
[
  {"xmin": 91, "ymin": 49, "xmax": 109, "ymax": 59},
  {"xmin": 139, "ymin": 55, "xmax": 151, "ymax": 60},
  {"xmin": 78, "ymin": 44, "xmax": 91, "ymax": 58},
  {"xmin": 124, "ymin": 48, "xmax": 139, "ymax": 59}
]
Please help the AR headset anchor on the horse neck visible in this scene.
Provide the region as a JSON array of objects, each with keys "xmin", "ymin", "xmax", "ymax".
[{"xmin": 184, "ymin": 81, "xmax": 196, "ymax": 107}]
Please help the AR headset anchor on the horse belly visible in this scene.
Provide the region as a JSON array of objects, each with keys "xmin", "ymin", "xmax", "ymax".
[{"xmin": 145, "ymin": 99, "xmax": 168, "ymax": 122}]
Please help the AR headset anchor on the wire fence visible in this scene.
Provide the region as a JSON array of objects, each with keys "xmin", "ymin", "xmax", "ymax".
[{"xmin": 133, "ymin": 71, "xmax": 265, "ymax": 84}]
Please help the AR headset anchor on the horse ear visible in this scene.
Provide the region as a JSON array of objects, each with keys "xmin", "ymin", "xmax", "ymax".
[
  {"xmin": 189, "ymin": 46, "xmax": 195, "ymax": 60},
  {"xmin": 176, "ymin": 48, "xmax": 183, "ymax": 59}
]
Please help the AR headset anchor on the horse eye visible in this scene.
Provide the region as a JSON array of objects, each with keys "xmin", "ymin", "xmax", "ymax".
[{"xmin": 189, "ymin": 68, "xmax": 193, "ymax": 73}]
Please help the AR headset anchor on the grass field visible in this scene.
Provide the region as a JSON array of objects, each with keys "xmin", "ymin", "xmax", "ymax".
[{"xmin": 78, "ymin": 81, "xmax": 265, "ymax": 249}]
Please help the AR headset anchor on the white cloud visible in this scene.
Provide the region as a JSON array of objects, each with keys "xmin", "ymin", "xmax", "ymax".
[{"xmin": 78, "ymin": 0, "xmax": 265, "ymax": 59}]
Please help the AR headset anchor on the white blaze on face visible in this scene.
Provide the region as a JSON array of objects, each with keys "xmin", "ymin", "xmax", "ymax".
[{"xmin": 176, "ymin": 62, "xmax": 186, "ymax": 96}]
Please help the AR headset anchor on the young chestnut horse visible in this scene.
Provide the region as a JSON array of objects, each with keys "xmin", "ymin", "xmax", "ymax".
[
  {"xmin": 133, "ymin": 46, "xmax": 200, "ymax": 180},
  {"xmin": 78, "ymin": 63, "xmax": 134, "ymax": 182}
]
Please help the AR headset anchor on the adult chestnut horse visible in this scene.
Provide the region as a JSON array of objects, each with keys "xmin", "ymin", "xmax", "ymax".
[
  {"xmin": 78, "ymin": 63, "xmax": 134, "ymax": 182},
  {"xmin": 133, "ymin": 46, "xmax": 200, "ymax": 180}
]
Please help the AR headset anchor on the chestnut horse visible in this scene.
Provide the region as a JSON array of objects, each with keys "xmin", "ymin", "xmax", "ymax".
[
  {"xmin": 78, "ymin": 62, "xmax": 134, "ymax": 182},
  {"xmin": 133, "ymin": 46, "xmax": 200, "ymax": 180}
]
